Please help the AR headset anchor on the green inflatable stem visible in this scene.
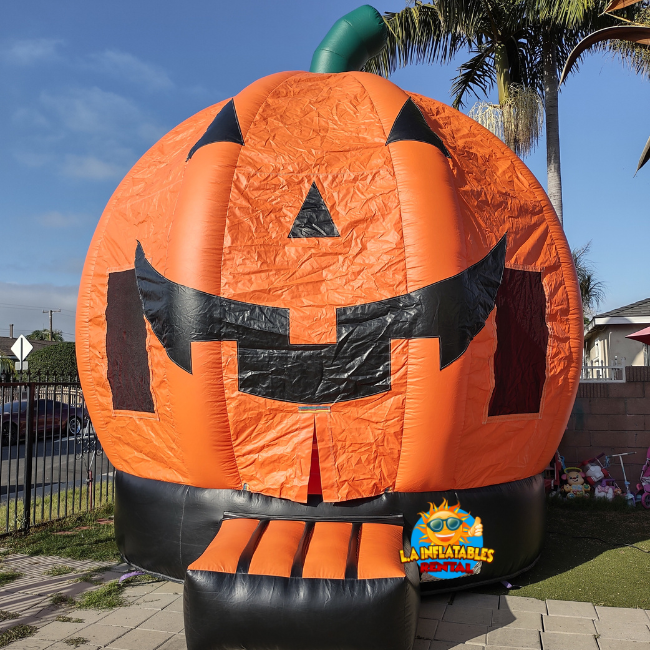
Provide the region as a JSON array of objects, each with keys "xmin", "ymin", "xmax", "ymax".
[{"xmin": 310, "ymin": 5, "xmax": 387, "ymax": 73}]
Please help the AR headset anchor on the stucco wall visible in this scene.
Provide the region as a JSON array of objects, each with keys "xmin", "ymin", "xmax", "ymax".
[
  {"xmin": 585, "ymin": 324, "xmax": 647, "ymax": 367},
  {"xmin": 559, "ymin": 366, "xmax": 650, "ymax": 489}
]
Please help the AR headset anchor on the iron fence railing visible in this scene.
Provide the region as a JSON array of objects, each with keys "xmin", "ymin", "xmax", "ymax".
[
  {"xmin": 580, "ymin": 361, "xmax": 626, "ymax": 383},
  {"xmin": 0, "ymin": 373, "xmax": 113, "ymax": 534}
]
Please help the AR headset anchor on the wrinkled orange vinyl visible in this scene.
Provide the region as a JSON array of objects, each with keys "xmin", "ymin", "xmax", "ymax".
[{"xmin": 77, "ymin": 71, "xmax": 582, "ymax": 502}]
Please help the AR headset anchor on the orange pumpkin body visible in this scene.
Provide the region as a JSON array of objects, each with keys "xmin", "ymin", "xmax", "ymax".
[{"xmin": 77, "ymin": 71, "xmax": 582, "ymax": 505}]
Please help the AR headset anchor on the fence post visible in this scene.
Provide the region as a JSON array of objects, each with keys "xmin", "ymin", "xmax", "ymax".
[{"xmin": 22, "ymin": 383, "xmax": 34, "ymax": 532}]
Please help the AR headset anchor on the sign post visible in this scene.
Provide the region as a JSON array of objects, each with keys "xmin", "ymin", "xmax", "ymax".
[{"xmin": 11, "ymin": 335, "xmax": 33, "ymax": 372}]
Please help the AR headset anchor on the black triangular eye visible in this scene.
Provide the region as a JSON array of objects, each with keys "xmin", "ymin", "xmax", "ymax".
[
  {"xmin": 187, "ymin": 99, "xmax": 244, "ymax": 160},
  {"xmin": 288, "ymin": 183, "xmax": 340, "ymax": 238},
  {"xmin": 386, "ymin": 98, "xmax": 450, "ymax": 158}
]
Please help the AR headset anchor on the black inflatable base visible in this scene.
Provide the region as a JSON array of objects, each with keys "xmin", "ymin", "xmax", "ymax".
[
  {"xmin": 114, "ymin": 470, "xmax": 545, "ymax": 594},
  {"xmin": 185, "ymin": 571, "xmax": 419, "ymax": 650}
]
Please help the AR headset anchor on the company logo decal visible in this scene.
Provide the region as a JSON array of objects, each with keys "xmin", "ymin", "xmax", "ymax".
[{"xmin": 400, "ymin": 500, "xmax": 495, "ymax": 581}]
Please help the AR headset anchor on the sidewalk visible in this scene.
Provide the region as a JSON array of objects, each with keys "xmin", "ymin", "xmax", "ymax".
[{"xmin": 0, "ymin": 553, "xmax": 648, "ymax": 650}]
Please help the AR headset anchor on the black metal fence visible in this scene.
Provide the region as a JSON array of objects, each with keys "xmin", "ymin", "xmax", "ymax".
[{"xmin": 0, "ymin": 373, "xmax": 114, "ymax": 534}]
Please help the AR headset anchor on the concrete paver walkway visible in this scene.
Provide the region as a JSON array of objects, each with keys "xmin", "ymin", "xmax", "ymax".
[{"xmin": 0, "ymin": 554, "xmax": 648, "ymax": 650}]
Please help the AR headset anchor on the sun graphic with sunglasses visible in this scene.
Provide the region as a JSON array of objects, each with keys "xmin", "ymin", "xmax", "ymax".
[{"xmin": 416, "ymin": 500, "xmax": 483, "ymax": 547}]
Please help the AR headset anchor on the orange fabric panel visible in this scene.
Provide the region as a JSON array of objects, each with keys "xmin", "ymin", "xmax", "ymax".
[
  {"xmin": 221, "ymin": 338, "xmax": 407, "ymax": 503},
  {"xmin": 188, "ymin": 518, "xmax": 259, "ymax": 573},
  {"xmin": 77, "ymin": 69, "xmax": 583, "ymax": 499},
  {"xmin": 217, "ymin": 72, "xmax": 410, "ymax": 502},
  {"xmin": 351, "ymin": 72, "xmax": 467, "ymax": 290},
  {"xmin": 163, "ymin": 138, "xmax": 242, "ymax": 489},
  {"xmin": 289, "ymin": 306, "xmax": 337, "ymax": 345},
  {"xmin": 248, "ymin": 520, "xmax": 305, "ymax": 578},
  {"xmin": 393, "ymin": 92, "xmax": 582, "ymax": 490},
  {"xmin": 77, "ymin": 102, "xmax": 230, "ymax": 486},
  {"xmin": 220, "ymin": 72, "xmax": 407, "ymax": 307},
  {"xmin": 357, "ymin": 524, "xmax": 405, "ymax": 579},
  {"xmin": 302, "ymin": 522, "xmax": 351, "ymax": 579}
]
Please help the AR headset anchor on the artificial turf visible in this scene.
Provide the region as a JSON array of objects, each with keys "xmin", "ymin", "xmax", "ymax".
[{"xmin": 478, "ymin": 497, "xmax": 650, "ymax": 608}]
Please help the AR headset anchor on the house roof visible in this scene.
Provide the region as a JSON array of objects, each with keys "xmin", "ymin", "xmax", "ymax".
[
  {"xmin": 585, "ymin": 297, "xmax": 650, "ymax": 337},
  {"xmin": 595, "ymin": 297, "xmax": 650, "ymax": 319},
  {"xmin": 0, "ymin": 337, "xmax": 60, "ymax": 360}
]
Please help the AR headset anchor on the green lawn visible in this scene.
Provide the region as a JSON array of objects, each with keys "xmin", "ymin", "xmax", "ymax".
[
  {"xmin": 477, "ymin": 498, "xmax": 650, "ymax": 608},
  {"xmin": 0, "ymin": 482, "xmax": 114, "ymax": 534},
  {"xmin": 1, "ymin": 502, "xmax": 120, "ymax": 563}
]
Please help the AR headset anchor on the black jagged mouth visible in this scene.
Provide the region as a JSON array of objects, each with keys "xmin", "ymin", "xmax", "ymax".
[{"xmin": 134, "ymin": 237, "xmax": 506, "ymax": 404}]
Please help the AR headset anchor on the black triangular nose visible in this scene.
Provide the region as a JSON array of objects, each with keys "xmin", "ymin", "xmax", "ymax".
[{"xmin": 288, "ymin": 183, "xmax": 340, "ymax": 238}]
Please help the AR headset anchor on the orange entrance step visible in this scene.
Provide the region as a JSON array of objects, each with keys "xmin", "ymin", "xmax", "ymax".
[{"xmin": 184, "ymin": 515, "xmax": 420, "ymax": 650}]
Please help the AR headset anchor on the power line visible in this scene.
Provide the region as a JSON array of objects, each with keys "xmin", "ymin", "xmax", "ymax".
[{"xmin": 0, "ymin": 303, "xmax": 75, "ymax": 314}]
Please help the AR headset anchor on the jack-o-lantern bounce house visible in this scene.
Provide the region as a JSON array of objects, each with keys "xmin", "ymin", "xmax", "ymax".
[{"xmin": 77, "ymin": 6, "xmax": 582, "ymax": 650}]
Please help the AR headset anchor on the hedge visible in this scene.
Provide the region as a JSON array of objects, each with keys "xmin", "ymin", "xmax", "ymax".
[{"xmin": 27, "ymin": 342, "xmax": 78, "ymax": 379}]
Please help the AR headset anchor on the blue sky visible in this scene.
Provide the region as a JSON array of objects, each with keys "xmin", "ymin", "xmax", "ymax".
[{"xmin": 1, "ymin": 0, "xmax": 648, "ymax": 340}]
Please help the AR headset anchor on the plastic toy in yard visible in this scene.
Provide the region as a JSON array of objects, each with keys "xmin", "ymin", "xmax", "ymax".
[
  {"xmin": 75, "ymin": 5, "xmax": 582, "ymax": 650},
  {"xmin": 581, "ymin": 454, "xmax": 611, "ymax": 488},
  {"xmin": 561, "ymin": 468, "xmax": 590, "ymax": 499},
  {"xmin": 636, "ymin": 447, "xmax": 650, "ymax": 509},
  {"xmin": 611, "ymin": 452, "xmax": 637, "ymax": 507},
  {"xmin": 594, "ymin": 478, "xmax": 620, "ymax": 501},
  {"xmin": 544, "ymin": 452, "xmax": 566, "ymax": 496}
]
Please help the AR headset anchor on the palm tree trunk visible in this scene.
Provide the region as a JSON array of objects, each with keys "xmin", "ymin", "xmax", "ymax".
[
  {"xmin": 494, "ymin": 42, "xmax": 511, "ymax": 104},
  {"xmin": 543, "ymin": 34, "xmax": 563, "ymax": 225}
]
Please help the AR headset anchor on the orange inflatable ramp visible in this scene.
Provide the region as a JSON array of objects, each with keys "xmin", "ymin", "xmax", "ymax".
[{"xmin": 184, "ymin": 515, "xmax": 419, "ymax": 650}]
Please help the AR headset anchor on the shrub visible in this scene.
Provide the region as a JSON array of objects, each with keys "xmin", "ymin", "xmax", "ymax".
[{"xmin": 27, "ymin": 342, "xmax": 77, "ymax": 379}]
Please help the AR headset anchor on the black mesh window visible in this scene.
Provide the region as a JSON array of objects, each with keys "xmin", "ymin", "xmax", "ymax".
[{"xmin": 106, "ymin": 269, "xmax": 155, "ymax": 413}]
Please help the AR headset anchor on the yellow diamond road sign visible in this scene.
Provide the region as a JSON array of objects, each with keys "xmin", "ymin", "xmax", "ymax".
[{"xmin": 11, "ymin": 335, "xmax": 33, "ymax": 362}]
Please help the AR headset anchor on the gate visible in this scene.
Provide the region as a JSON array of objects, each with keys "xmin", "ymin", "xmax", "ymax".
[{"xmin": 0, "ymin": 373, "xmax": 114, "ymax": 533}]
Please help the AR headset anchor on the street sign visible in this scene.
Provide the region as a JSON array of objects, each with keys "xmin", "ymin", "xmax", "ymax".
[{"xmin": 11, "ymin": 335, "xmax": 33, "ymax": 362}]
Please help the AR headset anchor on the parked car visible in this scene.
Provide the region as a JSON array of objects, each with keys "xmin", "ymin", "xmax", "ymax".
[{"xmin": 1, "ymin": 399, "xmax": 90, "ymax": 441}]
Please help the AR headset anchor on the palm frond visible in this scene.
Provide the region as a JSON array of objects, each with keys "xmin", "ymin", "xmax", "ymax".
[
  {"xmin": 572, "ymin": 241, "xmax": 605, "ymax": 315},
  {"xmin": 608, "ymin": 7, "xmax": 650, "ymax": 79},
  {"xmin": 450, "ymin": 45, "xmax": 496, "ymax": 108},
  {"xmin": 560, "ymin": 25, "xmax": 650, "ymax": 82},
  {"xmin": 636, "ymin": 133, "xmax": 650, "ymax": 173},
  {"xmin": 605, "ymin": 0, "xmax": 645, "ymax": 13},
  {"xmin": 363, "ymin": 4, "xmax": 461, "ymax": 77}
]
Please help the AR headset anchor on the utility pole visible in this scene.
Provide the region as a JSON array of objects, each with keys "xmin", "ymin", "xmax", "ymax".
[{"xmin": 43, "ymin": 309, "xmax": 61, "ymax": 341}]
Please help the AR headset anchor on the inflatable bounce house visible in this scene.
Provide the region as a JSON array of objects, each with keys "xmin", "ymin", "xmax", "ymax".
[{"xmin": 76, "ymin": 6, "xmax": 582, "ymax": 650}]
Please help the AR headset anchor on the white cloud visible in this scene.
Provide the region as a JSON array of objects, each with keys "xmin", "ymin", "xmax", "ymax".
[
  {"xmin": 13, "ymin": 86, "xmax": 167, "ymax": 181},
  {"xmin": 88, "ymin": 50, "xmax": 173, "ymax": 91},
  {"xmin": 13, "ymin": 151, "xmax": 53, "ymax": 168},
  {"xmin": 36, "ymin": 211, "xmax": 87, "ymax": 228},
  {"xmin": 61, "ymin": 155, "xmax": 125, "ymax": 180},
  {"xmin": 12, "ymin": 107, "xmax": 50, "ymax": 129},
  {"xmin": 2, "ymin": 38, "xmax": 63, "ymax": 65},
  {"xmin": 0, "ymin": 282, "xmax": 77, "ymax": 341},
  {"xmin": 42, "ymin": 257, "xmax": 85, "ymax": 275},
  {"xmin": 40, "ymin": 86, "xmax": 144, "ymax": 135}
]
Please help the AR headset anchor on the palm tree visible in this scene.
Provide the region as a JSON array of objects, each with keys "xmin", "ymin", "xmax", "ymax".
[
  {"xmin": 572, "ymin": 242, "xmax": 605, "ymax": 322},
  {"xmin": 28, "ymin": 329, "xmax": 63, "ymax": 342},
  {"xmin": 364, "ymin": 1, "xmax": 645, "ymax": 223}
]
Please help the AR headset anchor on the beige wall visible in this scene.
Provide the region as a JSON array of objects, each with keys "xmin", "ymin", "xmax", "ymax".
[{"xmin": 585, "ymin": 324, "xmax": 648, "ymax": 367}]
